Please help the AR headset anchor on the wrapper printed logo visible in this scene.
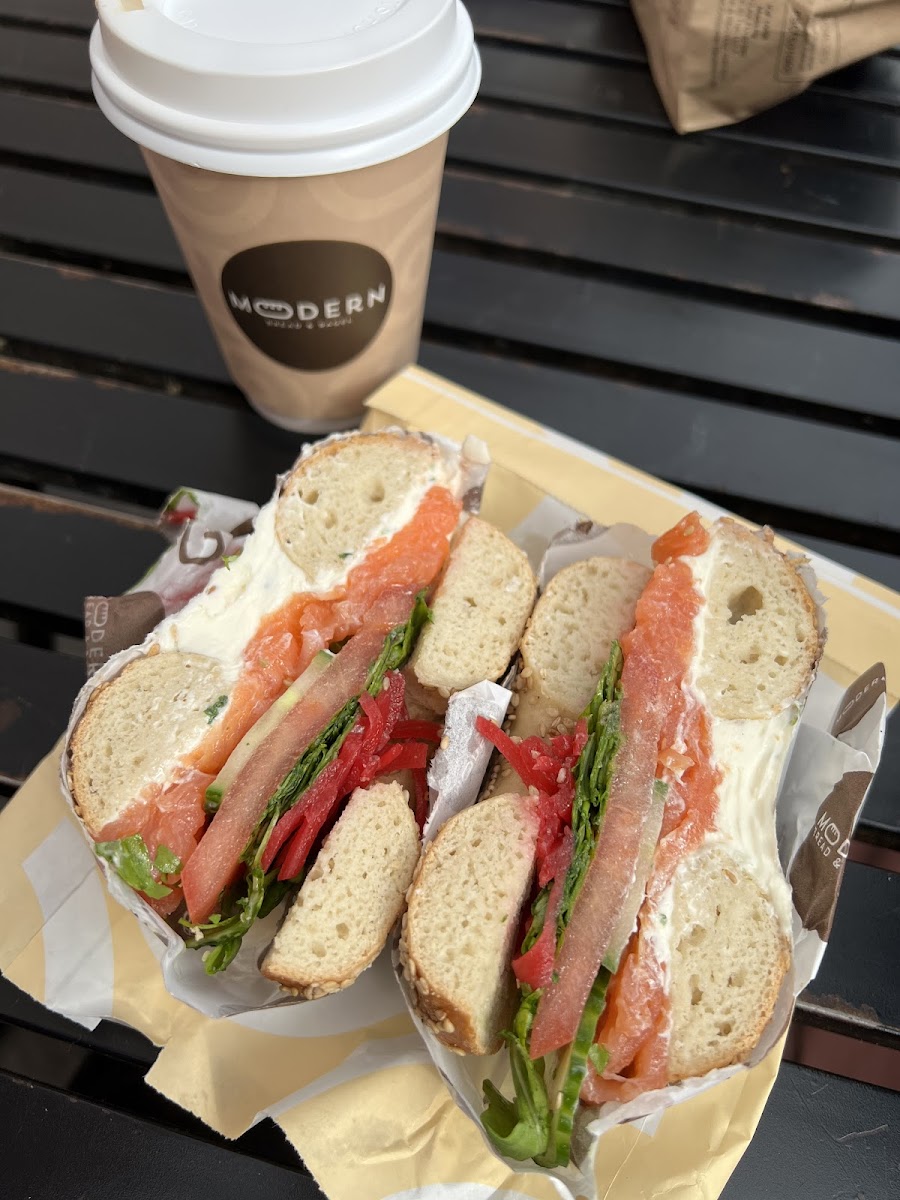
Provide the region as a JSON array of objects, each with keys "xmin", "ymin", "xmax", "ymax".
[
  {"xmin": 812, "ymin": 809, "xmax": 851, "ymax": 868},
  {"xmin": 221, "ymin": 240, "xmax": 393, "ymax": 371}
]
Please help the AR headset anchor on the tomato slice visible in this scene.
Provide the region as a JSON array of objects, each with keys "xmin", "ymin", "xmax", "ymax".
[
  {"xmin": 529, "ymin": 653, "xmax": 666, "ymax": 1061},
  {"xmin": 539, "ymin": 516, "xmax": 719, "ymax": 1086},
  {"xmin": 530, "ymin": 535, "xmax": 710, "ymax": 1061}
]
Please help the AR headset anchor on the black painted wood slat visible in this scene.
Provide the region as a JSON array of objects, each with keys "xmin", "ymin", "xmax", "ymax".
[
  {"xmin": 0, "ymin": 164, "xmax": 177, "ymax": 268},
  {"xmin": 5, "ymin": 85, "xmax": 900, "ymax": 247},
  {"xmin": 417, "ymin": 344, "xmax": 900, "ymax": 539},
  {"xmin": 424, "ymin": 250, "xmax": 900, "ymax": 421},
  {"xmin": 0, "ymin": 974, "xmax": 155, "ymax": 1067},
  {"xmin": 0, "ymin": 358, "xmax": 291, "ymax": 501},
  {"xmin": 0, "ymin": 1069, "xmax": 321, "ymax": 1197},
  {"xmin": 5, "ymin": 15, "xmax": 900, "ymax": 174},
  {"xmin": 860, "ymin": 713, "xmax": 900, "ymax": 841},
  {"xmin": 475, "ymin": 42, "xmax": 900, "ymax": 168},
  {"xmin": 4, "ymin": 339, "xmax": 900, "ymax": 542},
  {"xmin": 8, "ymin": 156, "xmax": 900, "ymax": 327},
  {"xmin": 7, "ymin": 0, "xmax": 900, "ymax": 119},
  {"xmin": 722, "ymin": 1061, "xmax": 900, "ymax": 1200},
  {"xmin": 0, "ymin": 24, "xmax": 86, "ymax": 93},
  {"xmin": 439, "ymin": 171, "xmax": 900, "ymax": 324},
  {"xmin": 0, "ymin": 640, "xmax": 83, "ymax": 784},
  {"xmin": 470, "ymin": 0, "xmax": 900, "ymax": 110},
  {"xmin": 0, "ymin": 0, "xmax": 92, "ymax": 25},
  {"xmin": 0, "ymin": 492, "xmax": 165, "ymax": 626},
  {"xmin": 471, "ymin": 0, "xmax": 646, "ymax": 62},
  {"xmin": 802, "ymin": 863, "xmax": 900, "ymax": 1036},
  {"xmin": 0, "ymin": 89, "xmax": 144, "ymax": 175},
  {"xmin": 3, "ymin": 249, "xmax": 900, "ymax": 437},
  {"xmin": 452, "ymin": 104, "xmax": 900, "ymax": 242}
]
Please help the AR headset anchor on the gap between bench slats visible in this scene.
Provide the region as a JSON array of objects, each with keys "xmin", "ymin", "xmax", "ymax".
[
  {"xmin": 5, "ymin": 87, "xmax": 900, "ymax": 248},
  {"xmin": 5, "ymin": 15, "xmax": 900, "ymax": 172},
  {"xmin": 2, "ymin": 249, "xmax": 900, "ymax": 439},
  {"xmin": 0, "ymin": 1065, "xmax": 316, "ymax": 1189},
  {"xmin": 1, "ymin": 345, "xmax": 899, "ymax": 539},
  {"xmin": 5, "ymin": 161, "xmax": 900, "ymax": 328}
]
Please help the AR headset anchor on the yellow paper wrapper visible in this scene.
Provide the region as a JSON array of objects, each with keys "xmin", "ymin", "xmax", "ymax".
[{"xmin": 1, "ymin": 366, "xmax": 896, "ymax": 1200}]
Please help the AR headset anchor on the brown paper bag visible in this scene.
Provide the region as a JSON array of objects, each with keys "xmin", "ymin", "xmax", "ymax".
[{"xmin": 631, "ymin": 0, "xmax": 900, "ymax": 133}]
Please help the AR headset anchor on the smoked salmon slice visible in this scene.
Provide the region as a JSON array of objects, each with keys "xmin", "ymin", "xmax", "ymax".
[
  {"xmin": 530, "ymin": 513, "xmax": 716, "ymax": 1064},
  {"xmin": 191, "ymin": 485, "xmax": 460, "ymax": 776}
]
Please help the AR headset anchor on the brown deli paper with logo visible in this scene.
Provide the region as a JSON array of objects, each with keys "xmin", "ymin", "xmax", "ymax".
[
  {"xmin": 0, "ymin": 365, "xmax": 895, "ymax": 1200},
  {"xmin": 630, "ymin": 0, "xmax": 900, "ymax": 133}
]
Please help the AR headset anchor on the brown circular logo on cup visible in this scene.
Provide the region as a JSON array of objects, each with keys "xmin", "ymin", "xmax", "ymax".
[{"xmin": 221, "ymin": 241, "xmax": 393, "ymax": 371}]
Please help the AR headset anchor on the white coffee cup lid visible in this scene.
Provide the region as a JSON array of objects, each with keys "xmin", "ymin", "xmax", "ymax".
[{"xmin": 90, "ymin": 0, "xmax": 480, "ymax": 176}]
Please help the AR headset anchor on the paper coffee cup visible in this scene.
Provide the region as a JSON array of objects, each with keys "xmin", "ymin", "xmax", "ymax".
[{"xmin": 89, "ymin": 1, "xmax": 481, "ymax": 432}]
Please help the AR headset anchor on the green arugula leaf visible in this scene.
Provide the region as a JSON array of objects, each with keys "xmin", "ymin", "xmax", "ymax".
[
  {"xmin": 481, "ymin": 990, "xmax": 550, "ymax": 1160},
  {"xmin": 557, "ymin": 643, "xmax": 624, "ymax": 938},
  {"xmin": 186, "ymin": 593, "xmax": 432, "ymax": 973},
  {"xmin": 153, "ymin": 844, "xmax": 183, "ymax": 877},
  {"xmin": 204, "ymin": 695, "xmax": 228, "ymax": 724},
  {"xmin": 221, "ymin": 553, "xmax": 240, "ymax": 570},
  {"xmin": 587, "ymin": 1041, "xmax": 610, "ymax": 1075},
  {"xmin": 96, "ymin": 835, "xmax": 174, "ymax": 899},
  {"xmin": 519, "ymin": 883, "xmax": 550, "ymax": 955}
]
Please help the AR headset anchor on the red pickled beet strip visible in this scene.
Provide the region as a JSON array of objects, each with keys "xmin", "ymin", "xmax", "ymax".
[
  {"xmin": 475, "ymin": 714, "xmax": 583, "ymax": 887},
  {"xmin": 377, "ymin": 670, "xmax": 406, "ymax": 738},
  {"xmin": 475, "ymin": 717, "xmax": 546, "ymax": 791},
  {"xmin": 261, "ymin": 753, "xmax": 352, "ymax": 871},
  {"xmin": 278, "ymin": 781, "xmax": 348, "ymax": 880},
  {"xmin": 393, "ymin": 719, "xmax": 443, "ymax": 742},
  {"xmin": 385, "ymin": 742, "xmax": 429, "ymax": 772},
  {"xmin": 268, "ymin": 670, "xmax": 430, "ymax": 878},
  {"xmin": 372, "ymin": 742, "xmax": 405, "ymax": 777},
  {"xmin": 512, "ymin": 827, "xmax": 573, "ymax": 990},
  {"xmin": 274, "ymin": 721, "xmax": 421, "ymax": 882},
  {"xmin": 358, "ymin": 691, "xmax": 385, "ymax": 756}
]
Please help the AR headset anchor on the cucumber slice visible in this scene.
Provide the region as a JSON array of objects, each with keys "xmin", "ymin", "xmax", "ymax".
[
  {"xmin": 536, "ymin": 971, "xmax": 609, "ymax": 1168},
  {"xmin": 602, "ymin": 779, "xmax": 667, "ymax": 973},
  {"xmin": 204, "ymin": 651, "xmax": 333, "ymax": 809}
]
